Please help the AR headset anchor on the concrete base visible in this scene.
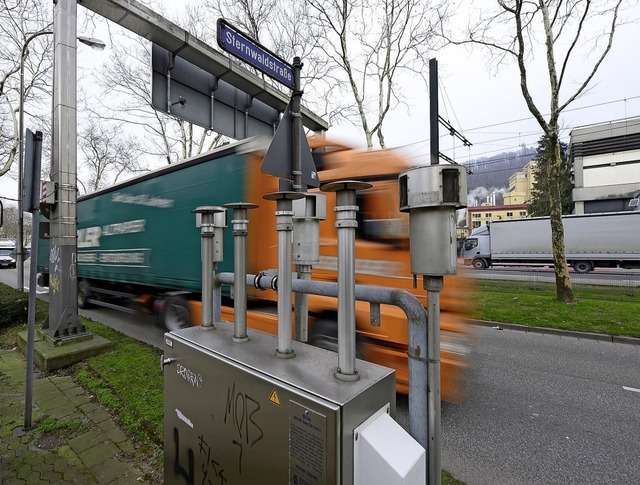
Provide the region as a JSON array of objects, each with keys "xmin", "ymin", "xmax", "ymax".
[{"xmin": 16, "ymin": 330, "xmax": 112, "ymax": 372}]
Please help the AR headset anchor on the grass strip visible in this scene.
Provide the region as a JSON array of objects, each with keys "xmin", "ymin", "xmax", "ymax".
[
  {"xmin": 76, "ymin": 318, "xmax": 164, "ymax": 450},
  {"xmin": 473, "ymin": 280, "xmax": 640, "ymax": 338}
]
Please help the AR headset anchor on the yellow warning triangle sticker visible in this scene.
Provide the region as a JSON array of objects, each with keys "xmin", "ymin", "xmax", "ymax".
[{"xmin": 269, "ymin": 388, "xmax": 281, "ymax": 406}]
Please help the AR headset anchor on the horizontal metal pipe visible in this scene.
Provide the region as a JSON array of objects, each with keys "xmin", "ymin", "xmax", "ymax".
[{"xmin": 216, "ymin": 271, "xmax": 429, "ymax": 448}]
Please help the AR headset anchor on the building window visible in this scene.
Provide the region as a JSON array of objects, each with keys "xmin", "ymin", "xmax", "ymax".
[
  {"xmin": 519, "ymin": 211, "xmax": 527, "ymax": 217},
  {"xmin": 485, "ymin": 213, "xmax": 492, "ymax": 218},
  {"xmin": 472, "ymin": 221, "xmax": 481, "ymax": 229},
  {"xmin": 507, "ymin": 212, "xmax": 513, "ymax": 217}
]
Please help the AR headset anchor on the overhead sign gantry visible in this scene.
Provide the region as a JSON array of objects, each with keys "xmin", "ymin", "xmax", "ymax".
[{"xmin": 78, "ymin": 0, "xmax": 328, "ymax": 133}]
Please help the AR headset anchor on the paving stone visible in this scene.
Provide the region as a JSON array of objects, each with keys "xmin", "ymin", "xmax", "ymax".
[
  {"xmin": 115, "ymin": 438, "xmax": 135, "ymax": 455},
  {"xmin": 39, "ymin": 465, "xmax": 63, "ymax": 483},
  {"xmin": 53, "ymin": 444, "xmax": 85, "ymax": 471},
  {"xmin": 16, "ymin": 462, "xmax": 32, "ymax": 479},
  {"xmin": 69, "ymin": 393, "xmax": 93, "ymax": 406},
  {"xmin": 103, "ymin": 426, "xmax": 128, "ymax": 445},
  {"xmin": 51, "ymin": 376, "xmax": 76, "ymax": 389},
  {"xmin": 108, "ymin": 474, "xmax": 145, "ymax": 485},
  {"xmin": 2, "ymin": 477, "xmax": 26, "ymax": 485},
  {"xmin": 88, "ymin": 408, "xmax": 113, "ymax": 426},
  {"xmin": 93, "ymin": 456, "xmax": 136, "ymax": 484},
  {"xmin": 68, "ymin": 428, "xmax": 108, "ymax": 453},
  {"xmin": 24, "ymin": 470, "xmax": 45, "ymax": 484},
  {"xmin": 1, "ymin": 349, "xmax": 146, "ymax": 485},
  {"xmin": 79, "ymin": 440, "xmax": 120, "ymax": 468},
  {"xmin": 38, "ymin": 396, "xmax": 72, "ymax": 413}
]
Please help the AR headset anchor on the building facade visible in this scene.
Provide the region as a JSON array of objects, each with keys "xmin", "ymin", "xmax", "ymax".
[
  {"xmin": 570, "ymin": 117, "xmax": 640, "ymax": 214},
  {"xmin": 503, "ymin": 160, "xmax": 536, "ymax": 205},
  {"xmin": 466, "ymin": 203, "xmax": 529, "ymax": 232}
]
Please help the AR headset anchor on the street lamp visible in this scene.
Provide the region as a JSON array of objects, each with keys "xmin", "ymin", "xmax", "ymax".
[{"xmin": 17, "ymin": 32, "xmax": 105, "ymax": 290}]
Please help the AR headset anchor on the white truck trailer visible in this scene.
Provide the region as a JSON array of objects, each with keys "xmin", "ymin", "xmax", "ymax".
[{"xmin": 461, "ymin": 211, "xmax": 640, "ymax": 273}]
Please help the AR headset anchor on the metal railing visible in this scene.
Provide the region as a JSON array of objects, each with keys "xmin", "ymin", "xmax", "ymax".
[{"xmin": 469, "ymin": 269, "xmax": 640, "ymax": 301}]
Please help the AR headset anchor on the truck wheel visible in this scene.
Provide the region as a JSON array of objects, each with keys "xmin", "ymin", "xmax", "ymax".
[
  {"xmin": 309, "ymin": 315, "xmax": 365, "ymax": 358},
  {"xmin": 77, "ymin": 280, "xmax": 94, "ymax": 309},
  {"xmin": 160, "ymin": 295, "xmax": 192, "ymax": 331},
  {"xmin": 573, "ymin": 261, "xmax": 593, "ymax": 274},
  {"xmin": 472, "ymin": 258, "xmax": 487, "ymax": 270}
]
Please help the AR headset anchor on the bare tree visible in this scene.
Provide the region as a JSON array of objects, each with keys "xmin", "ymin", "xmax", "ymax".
[
  {"xmin": 89, "ymin": 5, "xmax": 225, "ymax": 167},
  {"xmin": 306, "ymin": 0, "xmax": 449, "ymax": 149},
  {"xmin": 446, "ymin": 0, "xmax": 632, "ymax": 302},
  {"xmin": 0, "ymin": 0, "xmax": 52, "ymax": 179},
  {"xmin": 77, "ymin": 117, "xmax": 146, "ymax": 194}
]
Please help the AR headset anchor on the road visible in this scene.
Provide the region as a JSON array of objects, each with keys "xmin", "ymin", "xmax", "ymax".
[
  {"xmin": 438, "ymin": 326, "xmax": 640, "ymax": 484},
  {"xmin": 2, "ymin": 266, "xmax": 639, "ymax": 483}
]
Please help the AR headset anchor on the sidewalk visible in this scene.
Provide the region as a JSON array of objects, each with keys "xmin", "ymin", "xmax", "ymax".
[{"xmin": 0, "ymin": 349, "xmax": 154, "ymax": 484}]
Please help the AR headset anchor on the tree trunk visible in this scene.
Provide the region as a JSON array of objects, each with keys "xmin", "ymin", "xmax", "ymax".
[{"xmin": 547, "ymin": 132, "xmax": 576, "ymax": 303}]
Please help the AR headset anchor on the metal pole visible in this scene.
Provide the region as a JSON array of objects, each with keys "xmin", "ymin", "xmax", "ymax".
[
  {"xmin": 24, "ymin": 206, "xmax": 40, "ymax": 429},
  {"xmin": 291, "ymin": 57, "xmax": 303, "ymax": 191},
  {"xmin": 264, "ymin": 192, "xmax": 303, "ymax": 358},
  {"xmin": 47, "ymin": 0, "xmax": 84, "ymax": 338},
  {"xmin": 193, "ymin": 206, "xmax": 225, "ymax": 329},
  {"xmin": 429, "ymin": 58, "xmax": 439, "ymax": 166},
  {"xmin": 425, "ymin": 276, "xmax": 443, "ymax": 485},
  {"xmin": 17, "ymin": 30, "xmax": 52, "ymax": 292},
  {"xmin": 23, "ymin": 129, "xmax": 43, "ymax": 430},
  {"xmin": 321, "ymin": 181, "xmax": 371, "ymax": 380},
  {"xmin": 224, "ymin": 203, "xmax": 258, "ymax": 342}
]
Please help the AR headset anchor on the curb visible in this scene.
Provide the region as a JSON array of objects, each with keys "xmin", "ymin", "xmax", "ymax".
[{"xmin": 463, "ymin": 318, "xmax": 640, "ymax": 346}]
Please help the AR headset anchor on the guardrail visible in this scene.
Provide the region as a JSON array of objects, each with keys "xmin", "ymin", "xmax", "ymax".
[{"xmin": 467, "ymin": 269, "xmax": 640, "ymax": 301}]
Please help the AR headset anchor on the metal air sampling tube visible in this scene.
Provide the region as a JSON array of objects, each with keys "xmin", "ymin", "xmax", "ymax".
[
  {"xmin": 321, "ymin": 181, "xmax": 371, "ymax": 380},
  {"xmin": 224, "ymin": 203, "xmax": 258, "ymax": 342},
  {"xmin": 193, "ymin": 206, "xmax": 225, "ymax": 329},
  {"xmin": 264, "ymin": 192, "xmax": 304, "ymax": 358}
]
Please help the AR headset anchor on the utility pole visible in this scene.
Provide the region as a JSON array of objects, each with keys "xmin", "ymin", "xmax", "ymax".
[{"xmin": 45, "ymin": 0, "xmax": 84, "ymax": 338}]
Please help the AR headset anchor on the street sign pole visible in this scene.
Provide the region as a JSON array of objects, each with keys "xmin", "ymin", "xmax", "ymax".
[{"xmin": 292, "ymin": 57, "xmax": 303, "ymax": 192}]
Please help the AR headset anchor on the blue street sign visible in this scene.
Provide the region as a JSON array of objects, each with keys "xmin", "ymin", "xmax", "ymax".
[{"xmin": 217, "ymin": 19, "xmax": 295, "ymax": 89}]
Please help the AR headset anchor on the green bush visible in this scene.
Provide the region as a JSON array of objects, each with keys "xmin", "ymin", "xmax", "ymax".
[{"xmin": 0, "ymin": 285, "xmax": 28, "ymax": 328}]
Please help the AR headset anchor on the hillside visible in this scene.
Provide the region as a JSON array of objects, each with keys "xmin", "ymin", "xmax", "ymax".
[{"xmin": 463, "ymin": 146, "xmax": 537, "ymax": 204}]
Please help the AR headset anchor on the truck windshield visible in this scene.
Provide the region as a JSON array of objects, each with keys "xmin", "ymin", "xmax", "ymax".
[{"xmin": 463, "ymin": 239, "xmax": 478, "ymax": 251}]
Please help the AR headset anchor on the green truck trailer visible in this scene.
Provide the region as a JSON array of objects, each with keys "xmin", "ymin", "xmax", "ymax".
[{"xmin": 38, "ymin": 139, "xmax": 264, "ymax": 330}]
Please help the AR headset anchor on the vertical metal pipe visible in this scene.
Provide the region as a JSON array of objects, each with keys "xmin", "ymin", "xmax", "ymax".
[
  {"xmin": 294, "ymin": 265, "xmax": 311, "ymax": 341},
  {"xmin": 264, "ymin": 192, "xmax": 303, "ymax": 358},
  {"xmin": 234, "ymin": 228, "xmax": 247, "ymax": 339},
  {"xmin": 277, "ymin": 201, "xmax": 293, "ymax": 355},
  {"xmin": 426, "ymin": 276, "xmax": 443, "ymax": 485},
  {"xmin": 224, "ymin": 203, "xmax": 258, "ymax": 342},
  {"xmin": 23, "ymin": 207, "xmax": 40, "ymax": 429},
  {"xmin": 291, "ymin": 57, "xmax": 303, "ymax": 191},
  {"xmin": 321, "ymin": 181, "xmax": 371, "ymax": 381},
  {"xmin": 193, "ymin": 206, "xmax": 225, "ymax": 329},
  {"xmin": 429, "ymin": 58, "xmax": 439, "ymax": 166},
  {"xmin": 337, "ymin": 197, "xmax": 356, "ymax": 376},
  {"xmin": 408, "ymin": 301, "xmax": 428, "ymax": 451}
]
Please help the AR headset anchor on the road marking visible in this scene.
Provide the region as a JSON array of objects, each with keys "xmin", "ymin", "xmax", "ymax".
[{"xmin": 623, "ymin": 386, "xmax": 640, "ymax": 393}]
